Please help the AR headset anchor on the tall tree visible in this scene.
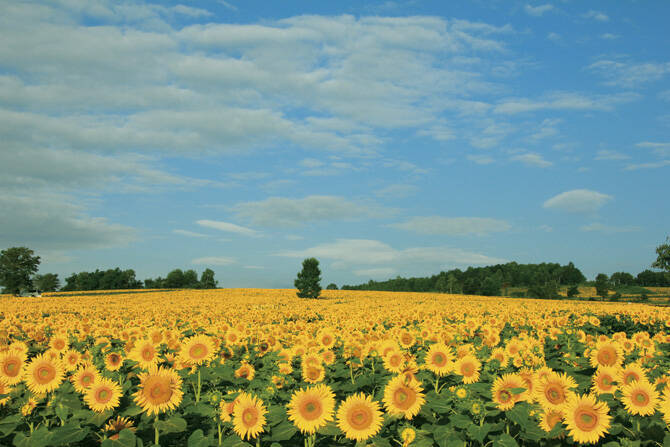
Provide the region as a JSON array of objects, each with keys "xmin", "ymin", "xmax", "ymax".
[
  {"xmin": 652, "ymin": 236, "xmax": 670, "ymax": 278},
  {"xmin": 165, "ymin": 269, "xmax": 185, "ymax": 288},
  {"xmin": 0, "ymin": 247, "xmax": 41, "ymax": 295},
  {"xmin": 33, "ymin": 273, "xmax": 60, "ymax": 292},
  {"xmin": 200, "ymin": 269, "xmax": 218, "ymax": 289},
  {"xmin": 295, "ymin": 258, "xmax": 322, "ymax": 298},
  {"xmin": 594, "ymin": 273, "xmax": 610, "ymax": 298}
]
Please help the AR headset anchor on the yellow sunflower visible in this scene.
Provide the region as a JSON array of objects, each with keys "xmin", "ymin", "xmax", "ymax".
[
  {"xmin": 71, "ymin": 364, "xmax": 100, "ymax": 394},
  {"xmin": 287, "ymin": 384, "xmax": 336, "ymax": 434},
  {"xmin": 660, "ymin": 391, "xmax": 670, "ymax": 426},
  {"xmin": 24, "ymin": 354, "xmax": 65, "ymax": 394},
  {"xmin": 383, "ymin": 351, "xmax": 406, "ymax": 374},
  {"xmin": 383, "ymin": 375, "xmax": 425, "ymax": 419},
  {"xmin": 563, "ymin": 394, "xmax": 611, "ymax": 444},
  {"xmin": 84, "ymin": 377, "xmax": 122, "ymax": 413},
  {"xmin": 49, "ymin": 334, "xmax": 69, "ymax": 353},
  {"xmin": 302, "ymin": 363, "xmax": 325, "ymax": 384},
  {"xmin": 336, "ymin": 393, "xmax": 384, "ymax": 442},
  {"xmin": 618, "ymin": 363, "xmax": 647, "ymax": 386},
  {"xmin": 104, "ymin": 416, "xmax": 136, "ymax": 440},
  {"xmin": 179, "ymin": 334, "xmax": 216, "ymax": 366},
  {"xmin": 536, "ymin": 372, "xmax": 577, "ymax": 410},
  {"xmin": 591, "ymin": 366, "xmax": 618, "ymax": 395},
  {"xmin": 424, "ymin": 343, "xmax": 453, "ymax": 377},
  {"xmin": 128, "ymin": 339, "xmax": 160, "ymax": 370},
  {"xmin": 232, "ymin": 393, "xmax": 267, "ymax": 440},
  {"xmin": 316, "ymin": 328, "xmax": 336, "ymax": 349},
  {"xmin": 539, "ymin": 408, "xmax": 564, "ymax": 434},
  {"xmin": 133, "ymin": 366, "xmax": 183, "ymax": 415},
  {"xmin": 0, "ymin": 382, "xmax": 12, "ymax": 406},
  {"xmin": 589, "ymin": 340, "xmax": 623, "ymax": 369},
  {"xmin": 620, "ymin": 380, "xmax": 659, "ymax": 416},
  {"xmin": 491, "ymin": 373, "xmax": 526, "ymax": 411},
  {"xmin": 454, "ymin": 354, "xmax": 481, "ymax": 384},
  {"xmin": 235, "ymin": 362, "xmax": 255, "ymax": 381},
  {"xmin": 0, "ymin": 349, "xmax": 26, "ymax": 386},
  {"xmin": 104, "ymin": 352, "xmax": 124, "ymax": 371}
]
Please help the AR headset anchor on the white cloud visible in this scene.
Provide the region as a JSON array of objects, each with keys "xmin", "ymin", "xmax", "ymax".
[
  {"xmin": 173, "ymin": 229, "xmax": 210, "ymax": 238},
  {"xmin": 600, "ymin": 33, "xmax": 619, "ymax": 40},
  {"xmin": 511, "ymin": 153, "xmax": 552, "ymax": 168},
  {"xmin": 192, "ymin": 256, "xmax": 236, "ymax": 265},
  {"xmin": 275, "ymin": 238, "xmax": 506, "ymax": 270},
  {"xmin": 196, "ymin": 219, "xmax": 261, "ymax": 237},
  {"xmin": 547, "ymin": 32, "xmax": 561, "ymax": 42},
  {"xmin": 587, "ymin": 59, "xmax": 670, "ymax": 88},
  {"xmin": 524, "ymin": 4, "xmax": 554, "ymax": 16},
  {"xmin": 583, "ymin": 10, "xmax": 609, "ymax": 22},
  {"xmin": 624, "ymin": 160, "xmax": 670, "ymax": 170},
  {"xmin": 580, "ymin": 223, "xmax": 641, "ymax": 233},
  {"xmin": 467, "ymin": 154, "xmax": 495, "ymax": 165},
  {"xmin": 232, "ymin": 195, "xmax": 393, "ymax": 227},
  {"xmin": 543, "ymin": 189, "xmax": 613, "ymax": 214},
  {"xmin": 494, "ymin": 91, "xmax": 638, "ymax": 114},
  {"xmin": 595, "ymin": 150, "xmax": 630, "ymax": 161},
  {"xmin": 389, "ymin": 217, "xmax": 511, "ymax": 235},
  {"xmin": 635, "ymin": 142, "xmax": 670, "ymax": 157},
  {"xmin": 539, "ymin": 225, "xmax": 553, "ymax": 232},
  {"xmin": 374, "ymin": 184, "xmax": 419, "ymax": 199}
]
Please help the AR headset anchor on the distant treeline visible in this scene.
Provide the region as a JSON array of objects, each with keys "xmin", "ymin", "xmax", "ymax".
[
  {"xmin": 340, "ymin": 262, "xmax": 670, "ymax": 296},
  {"xmin": 60, "ymin": 267, "xmax": 217, "ymax": 292}
]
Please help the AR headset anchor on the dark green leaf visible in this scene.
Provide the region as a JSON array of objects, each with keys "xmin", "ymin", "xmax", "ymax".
[
  {"xmin": 269, "ymin": 420, "xmax": 297, "ymax": 441},
  {"xmin": 156, "ymin": 416, "xmax": 187, "ymax": 434},
  {"xmin": 317, "ymin": 421, "xmax": 342, "ymax": 436},
  {"xmin": 49, "ymin": 422, "xmax": 89, "ymax": 446},
  {"xmin": 450, "ymin": 413, "xmax": 472, "ymax": 429},
  {"xmin": 493, "ymin": 433, "xmax": 518, "ymax": 447},
  {"xmin": 467, "ymin": 423, "xmax": 492, "ymax": 443},
  {"xmin": 187, "ymin": 429, "xmax": 210, "ymax": 447}
]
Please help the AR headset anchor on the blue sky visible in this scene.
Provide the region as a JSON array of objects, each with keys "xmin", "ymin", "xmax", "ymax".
[{"xmin": 1, "ymin": 0, "xmax": 669, "ymax": 287}]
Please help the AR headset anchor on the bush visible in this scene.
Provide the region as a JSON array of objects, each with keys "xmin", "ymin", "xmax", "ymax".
[
  {"xmin": 326, "ymin": 283, "xmax": 338, "ymax": 290},
  {"xmin": 295, "ymin": 258, "xmax": 322, "ymax": 299},
  {"xmin": 566, "ymin": 285, "xmax": 580, "ymax": 298}
]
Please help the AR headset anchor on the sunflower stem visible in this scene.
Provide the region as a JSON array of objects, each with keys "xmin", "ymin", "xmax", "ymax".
[
  {"xmin": 218, "ymin": 422, "xmax": 222, "ymax": 445},
  {"xmin": 195, "ymin": 369, "xmax": 202, "ymax": 403},
  {"xmin": 256, "ymin": 437, "xmax": 261, "ymax": 447},
  {"xmin": 154, "ymin": 416, "xmax": 160, "ymax": 446},
  {"xmin": 434, "ymin": 376, "xmax": 440, "ymax": 393},
  {"xmin": 349, "ymin": 362, "xmax": 355, "ymax": 384}
]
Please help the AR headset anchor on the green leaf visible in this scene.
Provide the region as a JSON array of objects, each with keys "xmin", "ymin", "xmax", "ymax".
[
  {"xmin": 49, "ymin": 422, "xmax": 90, "ymax": 446},
  {"xmin": 89, "ymin": 410, "xmax": 114, "ymax": 427},
  {"xmin": 266, "ymin": 405, "xmax": 287, "ymax": 426},
  {"xmin": 493, "ymin": 433, "xmax": 518, "ymax": 447},
  {"xmin": 467, "ymin": 423, "xmax": 492, "ymax": 443},
  {"xmin": 664, "ymin": 433, "xmax": 670, "ymax": 447},
  {"xmin": 602, "ymin": 442, "xmax": 620, "ymax": 447},
  {"xmin": 188, "ymin": 429, "xmax": 210, "ymax": 447},
  {"xmin": 370, "ymin": 437, "xmax": 392, "ymax": 447},
  {"xmin": 509, "ymin": 387, "xmax": 526, "ymax": 395},
  {"xmin": 121, "ymin": 405, "xmax": 144, "ymax": 417},
  {"xmin": 0, "ymin": 414, "xmax": 21, "ymax": 436},
  {"xmin": 269, "ymin": 420, "xmax": 297, "ymax": 441},
  {"xmin": 156, "ymin": 416, "xmax": 187, "ymax": 434},
  {"xmin": 221, "ymin": 434, "xmax": 252, "ymax": 447},
  {"xmin": 316, "ymin": 421, "xmax": 342, "ymax": 436},
  {"xmin": 101, "ymin": 429, "xmax": 137, "ymax": 447},
  {"xmin": 188, "ymin": 402, "xmax": 216, "ymax": 418},
  {"xmin": 449, "ymin": 413, "xmax": 472, "ymax": 429}
]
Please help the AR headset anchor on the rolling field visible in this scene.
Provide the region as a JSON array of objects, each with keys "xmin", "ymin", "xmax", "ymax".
[{"xmin": 1, "ymin": 289, "xmax": 669, "ymax": 446}]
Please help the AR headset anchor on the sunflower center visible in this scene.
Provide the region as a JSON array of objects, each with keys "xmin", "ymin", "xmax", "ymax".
[
  {"xmin": 82, "ymin": 374, "xmax": 94, "ymax": 385},
  {"xmin": 322, "ymin": 336, "xmax": 332, "ymax": 346},
  {"xmin": 348, "ymin": 405, "xmax": 372, "ymax": 430},
  {"xmin": 597, "ymin": 348, "xmax": 615, "ymax": 365},
  {"xmin": 4, "ymin": 360, "xmax": 19, "ymax": 376},
  {"xmin": 189, "ymin": 344, "xmax": 206, "ymax": 359},
  {"xmin": 109, "ymin": 354, "xmax": 120, "ymax": 365},
  {"xmin": 432, "ymin": 353, "xmax": 446, "ymax": 367},
  {"xmin": 141, "ymin": 347, "xmax": 154, "ymax": 361},
  {"xmin": 306, "ymin": 367, "xmax": 321, "ymax": 380},
  {"xmin": 301, "ymin": 399, "xmax": 322, "ymax": 420},
  {"xmin": 624, "ymin": 373, "xmax": 639, "ymax": 385},
  {"xmin": 575, "ymin": 409, "xmax": 598, "ymax": 431},
  {"xmin": 545, "ymin": 385, "xmax": 564, "ymax": 404},
  {"xmin": 393, "ymin": 387, "xmax": 415, "ymax": 410},
  {"xmin": 146, "ymin": 379, "xmax": 172, "ymax": 404},
  {"xmin": 461, "ymin": 363, "xmax": 475, "ymax": 376},
  {"xmin": 498, "ymin": 390, "xmax": 512, "ymax": 403},
  {"xmin": 390, "ymin": 355, "xmax": 402, "ymax": 367},
  {"xmin": 36, "ymin": 365, "xmax": 55, "ymax": 383},
  {"xmin": 242, "ymin": 408, "xmax": 258, "ymax": 426},
  {"xmin": 97, "ymin": 388, "xmax": 111, "ymax": 403},
  {"xmin": 54, "ymin": 340, "xmax": 65, "ymax": 350},
  {"xmin": 633, "ymin": 391, "xmax": 649, "ymax": 405}
]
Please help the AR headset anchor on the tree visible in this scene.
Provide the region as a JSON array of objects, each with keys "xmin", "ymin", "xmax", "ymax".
[
  {"xmin": 595, "ymin": 273, "xmax": 610, "ymax": 298},
  {"xmin": 165, "ymin": 269, "xmax": 185, "ymax": 288},
  {"xmin": 566, "ymin": 285, "xmax": 580, "ymax": 298},
  {"xmin": 434, "ymin": 275, "xmax": 448, "ymax": 293},
  {"xmin": 183, "ymin": 269, "xmax": 200, "ymax": 288},
  {"xmin": 0, "ymin": 247, "xmax": 41, "ymax": 295},
  {"xmin": 33, "ymin": 273, "xmax": 60, "ymax": 292},
  {"xmin": 480, "ymin": 275, "xmax": 502, "ymax": 296},
  {"xmin": 652, "ymin": 236, "xmax": 670, "ymax": 277},
  {"xmin": 200, "ymin": 269, "xmax": 218, "ymax": 289},
  {"xmin": 610, "ymin": 272, "xmax": 635, "ymax": 287},
  {"xmin": 326, "ymin": 283, "xmax": 338, "ymax": 290},
  {"xmin": 295, "ymin": 258, "xmax": 321, "ymax": 298}
]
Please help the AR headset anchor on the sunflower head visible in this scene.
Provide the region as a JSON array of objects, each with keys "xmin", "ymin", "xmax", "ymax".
[
  {"xmin": 383, "ymin": 375, "xmax": 425, "ymax": 420},
  {"xmin": 287, "ymin": 384, "xmax": 336, "ymax": 434},
  {"xmin": 336, "ymin": 392, "xmax": 383, "ymax": 442},
  {"xmin": 232, "ymin": 393, "xmax": 267, "ymax": 440}
]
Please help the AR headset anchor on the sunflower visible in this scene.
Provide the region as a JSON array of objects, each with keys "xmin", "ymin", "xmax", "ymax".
[
  {"xmin": 232, "ymin": 393, "xmax": 267, "ymax": 440},
  {"xmin": 287, "ymin": 384, "xmax": 336, "ymax": 434},
  {"xmin": 491, "ymin": 373, "xmax": 526, "ymax": 411},
  {"xmin": 589, "ymin": 340, "xmax": 623, "ymax": 369},
  {"xmin": 0, "ymin": 349, "xmax": 26, "ymax": 385},
  {"xmin": 71, "ymin": 364, "xmax": 100, "ymax": 394},
  {"xmin": 539, "ymin": 408, "xmax": 564, "ymax": 434},
  {"xmin": 0, "ymin": 382, "xmax": 12, "ymax": 406},
  {"xmin": 84, "ymin": 377, "xmax": 122, "ymax": 413},
  {"xmin": 618, "ymin": 363, "xmax": 647, "ymax": 386},
  {"xmin": 104, "ymin": 352, "xmax": 124, "ymax": 371},
  {"xmin": 454, "ymin": 354, "xmax": 481, "ymax": 384},
  {"xmin": 591, "ymin": 366, "xmax": 618, "ymax": 395},
  {"xmin": 104, "ymin": 416, "xmax": 136, "ymax": 440},
  {"xmin": 336, "ymin": 393, "xmax": 383, "ymax": 441},
  {"xmin": 24, "ymin": 354, "xmax": 64, "ymax": 394},
  {"xmin": 220, "ymin": 390, "xmax": 244, "ymax": 423},
  {"xmin": 133, "ymin": 366, "xmax": 183, "ymax": 416},
  {"xmin": 563, "ymin": 394, "xmax": 611, "ymax": 444},
  {"xmin": 383, "ymin": 375, "xmax": 425, "ymax": 419},
  {"xmin": 400, "ymin": 427, "xmax": 416, "ymax": 446},
  {"xmin": 321, "ymin": 349, "xmax": 335, "ymax": 366},
  {"xmin": 302, "ymin": 363, "xmax": 325, "ymax": 384},
  {"xmin": 398, "ymin": 331, "xmax": 415, "ymax": 349},
  {"xmin": 383, "ymin": 351, "xmax": 406, "ymax": 374},
  {"xmin": 536, "ymin": 372, "xmax": 577, "ymax": 410},
  {"xmin": 49, "ymin": 334, "xmax": 69, "ymax": 353},
  {"xmin": 179, "ymin": 334, "xmax": 216, "ymax": 366},
  {"xmin": 620, "ymin": 380, "xmax": 659, "ymax": 416},
  {"xmin": 128, "ymin": 339, "xmax": 160, "ymax": 370},
  {"xmin": 235, "ymin": 362, "xmax": 255, "ymax": 381},
  {"xmin": 61, "ymin": 349, "xmax": 82, "ymax": 372},
  {"xmin": 490, "ymin": 348, "xmax": 508, "ymax": 367},
  {"xmin": 424, "ymin": 343, "xmax": 453, "ymax": 376},
  {"xmin": 661, "ymin": 391, "xmax": 670, "ymax": 426},
  {"xmin": 316, "ymin": 329, "xmax": 336, "ymax": 349}
]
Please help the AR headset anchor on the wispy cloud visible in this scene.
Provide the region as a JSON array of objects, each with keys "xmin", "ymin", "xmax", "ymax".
[
  {"xmin": 595, "ymin": 150, "xmax": 630, "ymax": 161},
  {"xmin": 173, "ymin": 229, "xmax": 210, "ymax": 238},
  {"xmin": 543, "ymin": 189, "xmax": 613, "ymax": 214},
  {"xmin": 582, "ymin": 10, "xmax": 609, "ymax": 22},
  {"xmin": 196, "ymin": 219, "xmax": 261, "ymax": 237},
  {"xmin": 587, "ymin": 59, "xmax": 670, "ymax": 88},
  {"xmin": 524, "ymin": 4, "xmax": 554, "ymax": 17},
  {"xmin": 635, "ymin": 142, "xmax": 670, "ymax": 157},
  {"xmin": 192, "ymin": 256, "xmax": 236, "ymax": 265},
  {"xmin": 389, "ymin": 216, "xmax": 511, "ymax": 236},
  {"xmin": 494, "ymin": 91, "xmax": 638, "ymax": 114},
  {"xmin": 580, "ymin": 223, "xmax": 641, "ymax": 233},
  {"xmin": 467, "ymin": 154, "xmax": 495, "ymax": 165},
  {"xmin": 511, "ymin": 153, "xmax": 552, "ymax": 168},
  {"xmin": 624, "ymin": 160, "xmax": 670, "ymax": 170}
]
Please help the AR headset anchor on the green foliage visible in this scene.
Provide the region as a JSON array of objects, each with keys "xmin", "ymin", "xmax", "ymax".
[
  {"xmin": 0, "ymin": 246, "xmax": 41, "ymax": 295},
  {"xmin": 527, "ymin": 280, "xmax": 559, "ymax": 300},
  {"xmin": 33, "ymin": 273, "xmax": 60, "ymax": 292},
  {"xmin": 652, "ymin": 236, "xmax": 670, "ymax": 272},
  {"xmin": 294, "ymin": 257, "xmax": 321, "ymax": 298},
  {"xmin": 566, "ymin": 284, "xmax": 580, "ymax": 297},
  {"xmin": 63, "ymin": 268, "xmax": 142, "ymax": 291},
  {"xmin": 326, "ymin": 283, "xmax": 338, "ymax": 290},
  {"xmin": 480, "ymin": 275, "xmax": 502, "ymax": 296},
  {"xmin": 595, "ymin": 273, "xmax": 610, "ymax": 298},
  {"xmin": 200, "ymin": 268, "xmax": 218, "ymax": 289}
]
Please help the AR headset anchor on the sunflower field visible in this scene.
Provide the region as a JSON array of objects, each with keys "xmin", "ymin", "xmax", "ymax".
[{"xmin": 1, "ymin": 289, "xmax": 669, "ymax": 447}]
